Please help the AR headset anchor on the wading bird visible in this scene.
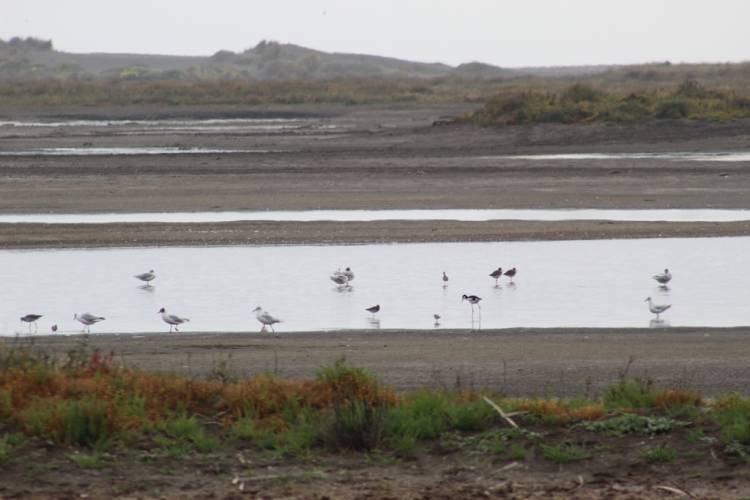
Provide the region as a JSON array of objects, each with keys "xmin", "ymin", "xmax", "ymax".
[
  {"xmin": 461, "ymin": 294, "xmax": 482, "ymax": 319},
  {"xmin": 652, "ymin": 269, "xmax": 672, "ymax": 287},
  {"xmin": 442, "ymin": 271, "xmax": 449, "ymax": 288},
  {"xmin": 330, "ymin": 273, "xmax": 350, "ymax": 287},
  {"xmin": 504, "ymin": 267, "xmax": 517, "ymax": 282},
  {"xmin": 365, "ymin": 304, "xmax": 380, "ymax": 317},
  {"xmin": 645, "ymin": 297, "xmax": 671, "ymax": 320},
  {"xmin": 158, "ymin": 307, "xmax": 190, "ymax": 332},
  {"xmin": 489, "ymin": 267, "xmax": 503, "ymax": 286},
  {"xmin": 253, "ymin": 306, "xmax": 282, "ymax": 335},
  {"xmin": 134, "ymin": 269, "xmax": 156, "ymax": 286},
  {"xmin": 20, "ymin": 314, "xmax": 42, "ymax": 333},
  {"xmin": 74, "ymin": 312, "xmax": 106, "ymax": 333}
]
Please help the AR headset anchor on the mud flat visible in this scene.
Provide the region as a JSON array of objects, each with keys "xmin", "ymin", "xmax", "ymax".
[{"xmin": 12, "ymin": 327, "xmax": 750, "ymax": 397}]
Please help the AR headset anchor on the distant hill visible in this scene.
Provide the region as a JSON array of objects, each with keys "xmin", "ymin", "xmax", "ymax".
[{"xmin": 0, "ymin": 37, "xmax": 618, "ymax": 81}]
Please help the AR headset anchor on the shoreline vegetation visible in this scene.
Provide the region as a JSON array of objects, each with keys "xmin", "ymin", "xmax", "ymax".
[{"xmin": 1, "ymin": 341, "xmax": 749, "ymax": 496}]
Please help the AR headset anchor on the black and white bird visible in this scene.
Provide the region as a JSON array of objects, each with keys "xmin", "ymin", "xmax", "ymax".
[
  {"xmin": 645, "ymin": 297, "xmax": 671, "ymax": 320},
  {"xmin": 253, "ymin": 306, "xmax": 282, "ymax": 335},
  {"xmin": 74, "ymin": 312, "xmax": 106, "ymax": 333},
  {"xmin": 504, "ymin": 267, "xmax": 517, "ymax": 282},
  {"xmin": 365, "ymin": 304, "xmax": 380, "ymax": 317},
  {"xmin": 652, "ymin": 269, "xmax": 672, "ymax": 286},
  {"xmin": 134, "ymin": 269, "xmax": 156, "ymax": 286},
  {"xmin": 158, "ymin": 307, "xmax": 190, "ymax": 333},
  {"xmin": 461, "ymin": 295, "xmax": 482, "ymax": 319},
  {"xmin": 20, "ymin": 314, "xmax": 42, "ymax": 333},
  {"xmin": 442, "ymin": 271, "xmax": 449, "ymax": 288},
  {"xmin": 489, "ymin": 267, "xmax": 503, "ymax": 286}
]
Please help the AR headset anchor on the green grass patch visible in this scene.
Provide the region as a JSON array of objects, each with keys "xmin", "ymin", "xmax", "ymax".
[
  {"xmin": 540, "ymin": 442, "xmax": 591, "ymax": 463},
  {"xmin": 640, "ymin": 445, "xmax": 677, "ymax": 463},
  {"xmin": 581, "ymin": 414, "xmax": 685, "ymax": 436}
]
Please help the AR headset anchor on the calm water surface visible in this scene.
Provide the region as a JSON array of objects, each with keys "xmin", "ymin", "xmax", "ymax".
[
  {"xmin": 500, "ymin": 152, "xmax": 750, "ymax": 162},
  {"xmin": 2, "ymin": 209, "xmax": 750, "ymax": 224},
  {"xmin": 1, "ymin": 237, "xmax": 748, "ymax": 335}
]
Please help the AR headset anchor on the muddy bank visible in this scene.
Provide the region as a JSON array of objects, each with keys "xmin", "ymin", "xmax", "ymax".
[
  {"xmin": 2, "ymin": 220, "xmax": 750, "ymax": 248},
  {"xmin": 11, "ymin": 327, "xmax": 750, "ymax": 396}
]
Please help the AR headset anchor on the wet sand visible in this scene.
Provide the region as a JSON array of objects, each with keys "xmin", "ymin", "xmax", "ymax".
[
  {"xmin": 2, "ymin": 219, "xmax": 750, "ymax": 248},
  {"xmin": 11, "ymin": 328, "xmax": 750, "ymax": 396}
]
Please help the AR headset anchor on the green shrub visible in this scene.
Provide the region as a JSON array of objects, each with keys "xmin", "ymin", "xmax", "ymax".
[
  {"xmin": 160, "ymin": 416, "xmax": 218, "ymax": 453},
  {"xmin": 323, "ymin": 399, "xmax": 388, "ymax": 451},
  {"xmin": 19, "ymin": 397, "xmax": 112, "ymax": 446},
  {"xmin": 603, "ymin": 378, "xmax": 658, "ymax": 409}
]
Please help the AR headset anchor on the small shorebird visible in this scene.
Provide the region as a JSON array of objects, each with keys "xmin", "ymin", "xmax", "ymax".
[
  {"xmin": 20, "ymin": 314, "xmax": 42, "ymax": 333},
  {"xmin": 442, "ymin": 272, "xmax": 449, "ymax": 288},
  {"xmin": 645, "ymin": 297, "xmax": 671, "ymax": 320},
  {"xmin": 253, "ymin": 306, "xmax": 282, "ymax": 335},
  {"xmin": 51, "ymin": 324, "xmax": 58, "ymax": 333},
  {"xmin": 489, "ymin": 267, "xmax": 503, "ymax": 286},
  {"xmin": 365, "ymin": 304, "xmax": 380, "ymax": 317},
  {"xmin": 652, "ymin": 269, "xmax": 672, "ymax": 286},
  {"xmin": 158, "ymin": 307, "xmax": 190, "ymax": 332},
  {"xmin": 330, "ymin": 273, "xmax": 350, "ymax": 287},
  {"xmin": 504, "ymin": 267, "xmax": 517, "ymax": 282},
  {"xmin": 342, "ymin": 267, "xmax": 355, "ymax": 282},
  {"xmin": 74, "ymin": 312, "xmax": 106, "ymax": 333},
  {"xmin": 433, "ymin": 313, "xmax": 441, "ymax": 326},
  {"xmin": 134, "ymin": 269, "xmax": 156, "ymax": 286}
]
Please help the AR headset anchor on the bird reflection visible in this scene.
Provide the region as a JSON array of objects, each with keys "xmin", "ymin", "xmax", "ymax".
[
  {"xmin": 138, "ymin": 284, "xmax": 155, "ymax": 292},
  {"xmin": 332, "ymin": 285, "xmax": 354, "ymax": 293},
  {"xmin": 649, "ymin": 318, "xmax": 671, "ymax": 329},
  {"xmin": 366, "ymin": 317, "xmax": 381, "ymax": 329}
]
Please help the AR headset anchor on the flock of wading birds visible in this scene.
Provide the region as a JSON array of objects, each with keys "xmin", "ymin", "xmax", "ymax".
[{"xmin": 16, "ymin": 267, "xmax": 673, "ymax": 335}]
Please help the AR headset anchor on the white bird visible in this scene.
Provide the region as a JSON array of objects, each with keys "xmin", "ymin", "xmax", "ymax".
[
  {"xmin": 652, "ymin": 268, "xmax": 672, "ymax": 286},
  {"xmin": 645, "ymin": 297, "xmax": 671, "ymax": 319},
  {"xmin": 20, "ymin": 314, "xmax": 42, "ymax": 333},
  {"xmin": 158, "ymin": 307, "xmax": 190, "ymax": 333},
  {"xmin": 330, "ymin": 273, "xmax": 349, "ymax": 287},
  {"xmin": 253, "ymin": 306, "xmax": 282, "ymax": 335},
  {"xmin": 341, "ymin": 267, "xmax": 355, "ymax": 282},
  {"xmin": 74, "ymin": 312, "xmax": 105, "ymax": 333},
  {"xmin": 135, "ymin": 269, "xmax": 156, "ymax": 286}
]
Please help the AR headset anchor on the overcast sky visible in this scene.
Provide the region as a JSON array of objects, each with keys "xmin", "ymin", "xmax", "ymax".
[{"xmin": 2, "ymin": 0, "xmax": 749, "ymax": 68}]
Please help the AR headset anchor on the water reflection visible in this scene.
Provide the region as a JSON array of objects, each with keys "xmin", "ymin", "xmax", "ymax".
[
  {"xmin": 4, "ymin": 209, "xmax": 750, "ymax": 224},
  {"xmin": 0, "ymin": 237, "xmax": 748, "ymax": 334},
  {"xmin": 366, "ymin": 318, "xmax": 381, "ymax": 329},
  {"xmin": 649, "ymin": 319, "xmax": 671, "ymax": 328}
]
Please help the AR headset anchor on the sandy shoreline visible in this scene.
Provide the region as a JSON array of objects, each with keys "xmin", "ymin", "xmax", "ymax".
[
  {"xmin": 8, "ymin": 328, "xmax": 750, "ymax": 396},
  {"xmin": 2, "ymin": 219, "xmax": 750, "ymax": 248}
]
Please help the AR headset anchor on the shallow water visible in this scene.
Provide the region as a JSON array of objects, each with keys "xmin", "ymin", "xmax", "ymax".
[
  {"xmin": 1, "ymin": 237, "xmax": 748, "ymax": 335},
  {"xmin": 2, "ymin": 209, "xmax": 750, "ymax": 224},
  {"xmin": 0, "ymin": 147, "xmax": 273, "ymax": 156},
  {"xmin": 0, "ymin": 118, "xmax": 331, "ymax": 133},
  {"xmin": 498, "ymin": 152, "xmax": 750, "ymax": 162}
]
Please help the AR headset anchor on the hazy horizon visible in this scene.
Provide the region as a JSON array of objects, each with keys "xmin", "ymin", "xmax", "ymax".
[{"xmin": 2, "ymin": 0, "xmax": 749, "ymax": 68}]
